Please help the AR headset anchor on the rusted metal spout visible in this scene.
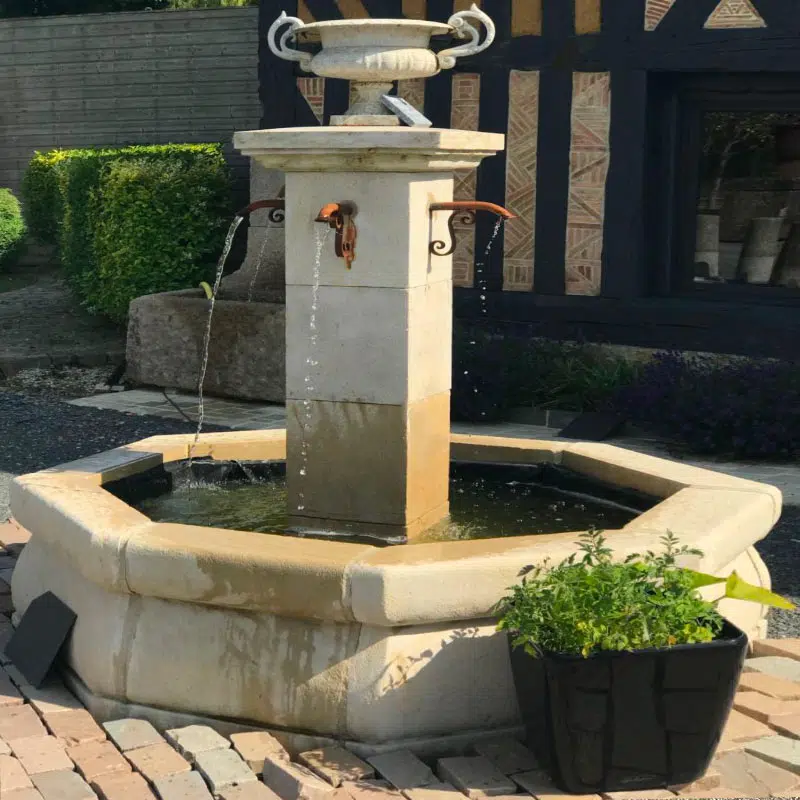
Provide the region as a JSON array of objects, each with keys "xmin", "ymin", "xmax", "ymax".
[
  {"xmin": 429, "ymin": 200, "xmax": 516, "ymax": 219},
  {"xmin": 429, "ymin": 200, "xmax": 515, "ymax": 257},
  {"xmin": 315, "ymin": 202, "xmax": 358, "ymax": 269},
  {"xmin": 236, "ymin": 198, "xmax": 285, "ymax": 224}
]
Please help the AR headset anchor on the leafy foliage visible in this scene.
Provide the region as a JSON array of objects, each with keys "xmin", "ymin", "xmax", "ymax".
[
  {"xmin": 92, "ymin": 155, "xmax": 229, "ymax": 321},
  {"xmin": 20, "ymin": 151, "xmax": 67, "ymax": 246},
  {"xmin": 613, "ymin": 352, "xmax": 800, "ymax": 460},
  {"xmin": 451, "ymin": 324, "xmax": 639, "ymax": 422},
  {"xmin": 497, "ymin": 530, "xmax": 726, "ymax": 658},
  {"xmin": 0, "ymin": 0, "xmax": 168, "ymax": 16},
  {"xmin": 498, "ymin": 529, "xmax": 793, "ymax": 659},
  {"xmin": 0, "ymin": 189, "xmax": 26, "ymax": 269},
  {"xmin": 21, "ymin": 144, "xmax": 231, "ymax": 321}
]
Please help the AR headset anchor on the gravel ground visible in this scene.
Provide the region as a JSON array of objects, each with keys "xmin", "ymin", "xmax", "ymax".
[
  {"xmin": 0, "ymin": 365, "xmax": 117, "ymax": 400},
  {"xmin": 0, "ymin": 391, "xmax": 227, "ymax": 521},
  {"xmin": 755, "ymin": 506, "xmax": 800, "ymax": 638},
  {"xmin": 0, "ymin": 390, "xmax": 796, "ymax": 636}
]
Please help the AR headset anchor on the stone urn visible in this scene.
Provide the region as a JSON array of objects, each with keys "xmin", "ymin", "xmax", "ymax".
[{"xmin": 268, "ymin": 4, "xmax": 495, "ymax": 125}]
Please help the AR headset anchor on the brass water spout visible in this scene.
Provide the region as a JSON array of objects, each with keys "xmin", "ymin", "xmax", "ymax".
[
  {"xmin": 429, "ymin": 201, "xmax": 516, "ymax": 256},
  {"xmin": 315, "ymin": 202, "xmax": 358, "ymax": 269}
]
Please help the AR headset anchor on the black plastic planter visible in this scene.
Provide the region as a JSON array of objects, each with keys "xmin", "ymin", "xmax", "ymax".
[{"xmin": 508, "ymin": 622, "xmax": 748, "ymax": 794}]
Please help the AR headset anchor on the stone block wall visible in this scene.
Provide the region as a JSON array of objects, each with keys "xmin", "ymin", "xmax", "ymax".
[{"xmin": 0, "ymin": 8, "xmax": 261, "ymax": 205}]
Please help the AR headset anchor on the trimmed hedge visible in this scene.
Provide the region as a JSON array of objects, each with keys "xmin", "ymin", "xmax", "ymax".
[
  {"xmin": 21, "ymin": 144, "xmax": 231, "ymax": 321},
  {"xmin": 0, "ymin": 189, "xmax": 26, "ymax": 268},
  {"xmin": 93, "ymin": 156, "xmax": 230, "ymax": 321}
]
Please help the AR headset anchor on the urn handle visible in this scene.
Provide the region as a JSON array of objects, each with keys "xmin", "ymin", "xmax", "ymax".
[
  {"xmin": 268, "ymin": 11, "xmax": 313, "ymax": 72},
  {"xmin": 437, "ymin": 4, "xmax": 496, "ymax": 70}
]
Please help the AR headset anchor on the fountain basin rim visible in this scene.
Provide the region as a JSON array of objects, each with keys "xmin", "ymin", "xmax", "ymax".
[{"xmin": 10, "ymin": 429, "xmax": 780, "ymax": 629}]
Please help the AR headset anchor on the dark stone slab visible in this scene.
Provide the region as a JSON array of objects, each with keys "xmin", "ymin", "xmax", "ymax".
[
  {"xmin": 557, "ymin": 412, "xmax": 627, "ymax": 442},
  {"xmin": 6, "ymin": 591, "xmax": 77, "ymax": 687}
]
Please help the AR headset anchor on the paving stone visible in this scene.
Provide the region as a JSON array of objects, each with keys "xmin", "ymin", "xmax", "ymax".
[
  {"xmin": 732, "ymin": 689, "xmax": 800, "ymax": 723},
  {"xmin": 31, "ymin": 770, "xmax": 96, "ymax": 800},
  {"xmin": 163, "ymin": 727, "xmax": 229, "ymax": 763},
  {"xmin": 714, "ymin": 749, "xmax": 800, "ymax": 796},
  {"xmin": 367, "ymin": 751, "xmax": 435, "ymax": 791},
  {"xmin": 719, "ymin": 708, "xmax": 775, "ymax": 743},
  {"xmin": 344, "ymin": 781, "xmax": 403, "ymax": 800},
  {"xmin": 152, "ymin": 771, "xmax": 213, "ymax": 800},
  {"xmin": 738, "ymin": 671, "xmax": 800, "ymax": 700},
  {"xmin": 8, "ymin": 736, "xmax": 74, "ymax": 775},
  {"xmin": 229, "ymin": 733, "xmax": 288, "ymax": 774},
  {"xmin": 299, "ymin": 748, "xmax": 374, "ymax": 787},
  {"xmin": 0, "ymin": 669, "xmax": 23, "ymax": 707},
  {"xmin": 745, "ymin": 734, "xmax": 800, "ymax": 774},
  {"xmin": 602, "ymin": 791, "xmax": 676, "ymax": 798},
  {"xmin": 45, "ymin": 712, "xmax": 106, "ymax": 748},
  {"xmin": 193, "ymin": 748, "xmax": 256, "ymax": 794},
  {"xmin": 471, "ymin": 738, "xmax": 538, "ymax": 776},
  {"xmin": 125, "ymin": 743, "xmax": 191, "ymax": 782},
  {"xmin": 668, "ymin": 766, "xmax": 721, "ymax": 792},
  {"xmin": 21, "ymin": 685, "xmax": 83, "ymax": 717},
  {"xmin": 217, "ymin": 785, "xmax": 283, "ymax": 800},
  {"xmin": 745, "ymin": 656, "xmax": 800, "ymax": 683},
  {"xmin": 102, "ymin": 720, "xmax": 163, "ymax": 753},
  {"xmin": 670, "ymin": 790, "xmax": 741, "ymax": 798},
  {"xmin": 91, "ymin": 771, "xmax": 157, "ymax": 800},
  {"xmin": 0, "ymin": 706, "xmax": 47, "ymax": 740},
  {"xmin": 0, "ymin": 754, "xmax": 35, "ymax": 792},
  {"xmin": 66, "ymin": 742, "xmax": 131, "ymax": 783},
  {"xmin": 0, "ymin": 738, "xmax": 10, "ymax": 755},
  {"xmin": 262, "ymin": 756, "xmax": 339, "ymax": 800},
  {"xmin": 0, "ymin": 788, "xmax": 45, "ymax": 800},
  {"xmin": 436, "ymin": 757, "xmax": 516, "ymax": 799},
  {"xmin": 402, "ymin": 781, "xmax": 462, "ymax": 800},
  {"xmin": 753, "ymin": 638, "xmax": 800, "ymax": 661},
  {"xmin": 771, "ymin": 714, "xmax": 800, "ymax": 740}
]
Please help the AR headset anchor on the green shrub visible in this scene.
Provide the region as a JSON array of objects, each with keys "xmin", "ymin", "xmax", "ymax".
[
  {"xmin": 497, "ymin": 529, "xmax": 793, "ymax": 658},
  {"xmin": 21, "ymin": 144, "xmax": 231, "ymax": 320},
  {"xmin": 0, "ymin": 189, "xmax": 26, "ymax": 268},
  {"xmin": 20, "ymin": 150, "xmax": 67, "ymax": 245},
  {"xmin": 92, "ymin": 154, "xmax": 229, "ymax": 321}
]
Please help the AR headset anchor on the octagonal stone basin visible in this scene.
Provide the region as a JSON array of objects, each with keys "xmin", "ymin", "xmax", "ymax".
[{"xmin": 10, "ymin": 430, "xmax": 779, "ymax": 756}]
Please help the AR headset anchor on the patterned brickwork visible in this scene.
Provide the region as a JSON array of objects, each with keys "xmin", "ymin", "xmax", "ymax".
[
  {"xmin": 705, "ymin": 0, "xmax": 767, "ymax": 28},
  {"xmin": 397, "ymin": 79, "xmax": 426, "ymax": 113},
  {"xmin": 512, "ymin": 0, "xmax": 542, "ymax": 35},
  {"xmin": 297, "ymin": 78, "xmax": 325, "ymax": 125},
  {"xmin": 565, "ymin": 72, "xmax": 611, "ymax": 296},
  {"xmin": 575, "ymin": 0, "xmax": 602, "ymax": 33},
  {"xmin": 644, "ymin": 0, "xmax": 677, "ymax": 30},
  {"xmin": 503, "ymin": 70, "xmax": 540, "ymax": 292},
  {"xmin": 450, "ymin": 73, "xmax": 481, "ymax": 288}
]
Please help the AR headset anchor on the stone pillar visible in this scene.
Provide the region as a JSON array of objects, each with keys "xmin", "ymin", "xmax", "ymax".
[
  {"xmin": 235, "ymin": 127, "xmax": 504, "ymax": 541},
  {"xmin": 774, "ymin": 222, "xmax": 800, "ymax": 288},
  {"xmin": 736, "ymin": 216, "xmax": 783, "ymax": 284}
]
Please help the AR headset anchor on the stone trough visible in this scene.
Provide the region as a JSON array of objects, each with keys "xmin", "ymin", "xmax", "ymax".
[{"xmin": 10, "ymin": 429, "xmax": 777, "ymax": 756}]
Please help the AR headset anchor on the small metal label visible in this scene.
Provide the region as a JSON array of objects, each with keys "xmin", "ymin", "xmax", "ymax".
[{"xmin": 381, "ymin": 94, "xmax": 433, "ymax": 128}]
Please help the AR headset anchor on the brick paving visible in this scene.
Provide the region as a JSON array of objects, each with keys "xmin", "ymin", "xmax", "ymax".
[{"xmin": 2, "ymin": 537, "xmax": 800, "ymax": 798}]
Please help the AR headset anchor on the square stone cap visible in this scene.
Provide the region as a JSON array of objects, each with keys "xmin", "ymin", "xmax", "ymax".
[{"xmin": 233, "ymin": 127, "xmax": 506, "ymax": 173}]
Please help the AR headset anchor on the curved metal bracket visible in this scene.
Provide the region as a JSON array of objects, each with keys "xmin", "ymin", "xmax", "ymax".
[
  {"xmin": 237, "ymin": 199, "xmax": 286, "ymax": 224},
  {"xmin": 429, "ymin": 201, "xmax": 515, "ymax": 257}
]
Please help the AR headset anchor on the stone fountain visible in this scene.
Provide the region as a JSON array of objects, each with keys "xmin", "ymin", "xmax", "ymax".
[{"xmin": 10, "ymin": 7, "xmax": 779, "ymax": 756}]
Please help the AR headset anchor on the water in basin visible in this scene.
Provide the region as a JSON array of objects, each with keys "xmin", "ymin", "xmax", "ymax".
[{"xmin": 111, "ymin": 460, "xmax": 655, "ymax": 545}]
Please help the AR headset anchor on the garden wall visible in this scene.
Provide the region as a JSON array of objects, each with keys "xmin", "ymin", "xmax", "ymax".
[{"xmin": 0, "ymin": 7, "xmax": 260, "ymax": 203}]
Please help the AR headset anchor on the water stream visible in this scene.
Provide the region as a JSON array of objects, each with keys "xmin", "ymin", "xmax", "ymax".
[
  {"xmin": 189, "ymin": 214, "xmax": 245, "ymax": 462},
  {"xmin": 294, "ymin": 227, "xmax": 328, "ymax": 515}
]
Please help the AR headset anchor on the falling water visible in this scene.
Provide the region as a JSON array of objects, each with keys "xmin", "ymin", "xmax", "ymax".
[
  {"xmin": 189, "ymin": 215, "xmax": 245, "ymax": 462},
  {"xmin": 294, "ymin": 227, "xmax": 328, "ymax": 514},
  {"xmin": 467, "ymin": 218, "xmax": 506, "ymax": 417},
  {"xmin": 247, "ymin": 225, "xmax": 274, "ymax": 303}
]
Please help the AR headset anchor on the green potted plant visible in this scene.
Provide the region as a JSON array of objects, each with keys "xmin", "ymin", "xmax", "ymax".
[{"xmin": 497, "ymin": 529, "xmax": 794, "ymax": 795}]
